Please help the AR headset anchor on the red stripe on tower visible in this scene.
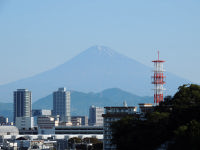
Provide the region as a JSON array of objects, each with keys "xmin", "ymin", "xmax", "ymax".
[{"xmin": 152, "ymin": 51, "xmax": 166, "ymax": 104}]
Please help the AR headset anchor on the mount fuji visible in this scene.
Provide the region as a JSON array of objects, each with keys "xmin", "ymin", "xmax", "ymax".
[{"xmin": 0, "ymin": 45, "xmax": 190, "ymax": 102}]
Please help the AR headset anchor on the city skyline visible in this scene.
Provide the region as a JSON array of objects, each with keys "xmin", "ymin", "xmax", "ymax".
[
  {"xmin": 0, "ymin": 1, "xmax": 200, "ymax": 85},
  {"xmin": 0, "ymin": 1, "xmax": 199, "ymax": 149}
]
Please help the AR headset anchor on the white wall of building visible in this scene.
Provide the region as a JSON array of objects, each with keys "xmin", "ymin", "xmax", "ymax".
[
  {"xmin": 89, "ymin": 106, "xmax": 104, "ymax": 126},
  {"xmin": 15, "ymin": 117, "xmax": 34, "ymax": 130}
]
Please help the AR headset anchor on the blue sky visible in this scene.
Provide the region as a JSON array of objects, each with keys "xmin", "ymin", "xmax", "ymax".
[{"xmin": 0, "ymin": 0, "xmax": 200, "ymax": 84}]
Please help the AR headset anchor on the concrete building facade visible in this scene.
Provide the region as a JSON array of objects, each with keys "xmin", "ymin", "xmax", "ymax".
[
  {"xmin": 37, "ymin": 116, "xmax": 59, "ymax": 134},
  {"xmin": 32, "ymin": 109, "xmax": 52, "ymax": 126},
  {"xmin": 71, "ymin": 116, "xmax": 88, "ymax": 126},
  {"xmin": 53, "ymin": 88, "xmax": 71, "ymax": 122},
  {"xmin": 32, "ymin": 109, "xmax": 52, "ymax": 117},
  {"xmin": 13, "ymin": 89, "xmax": 32, "ymax": 123},
  {"xmin": 55, "ymin": 126, "xmax": 103, "ymax": 135},
  {"xmin": 139, "ymin": 103, "xmax": 154, "ymax": 114},
  {"xmin": 89, "ymin": 106, "xmax": 104, "ymax": 126},
  {"xmin": 0, "ymin": 126, "xmax": 19, "ymax": 136},
  {"xmin": 15, "ymin": 117, "xmax": 34, "ymax": 130},
  {"xmin": 71, "ymin": 117, "xmax": 82, "ymax": 126},
  {"xmin": 102, "ymin": 106, "xmax": 137, "ymax": 150}
]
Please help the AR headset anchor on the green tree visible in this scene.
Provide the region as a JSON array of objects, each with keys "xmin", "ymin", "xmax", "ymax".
[
  {"xmin": 82, "ymin": 137, "xmax": 101, "ymax": 144},
  {"xmin": 173, "ymin": 84, "xmax": 200, "ymax": 107},
  {"xmin": 93, "ymin": 142, "xmax": 103, "ymax": 150},
  {"xmin": 111, "ymin": 84, "xmax": 200, "ymax": 150},
  {"xmin": 68, "ymin": 137, "xmax": 82, "ymax": 149},
  {"xmin": 169, "ymin": 120, "xmax": 200, "ymax": 150},
  {"xmin": 111, "ymin": 114, "xmax": 170, "ymax": 150}
]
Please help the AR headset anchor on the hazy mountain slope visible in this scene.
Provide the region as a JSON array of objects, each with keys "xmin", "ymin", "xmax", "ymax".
[
  {"xmin": 0, "ymin": 102, "xmax": 13, "ymax": 121},
  {"xmin": 0, "ymin": 46, "xmax": 190, "ymax": 102},
  {"xmin": 33, "ymin": 88, "xmax": 153, "ymax": 116},
  {"xmin": 1, "ymin": 88, "xmax": 153, "ymax": 121}
]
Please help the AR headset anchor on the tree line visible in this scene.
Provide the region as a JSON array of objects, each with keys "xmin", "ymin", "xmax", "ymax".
[{"xmin": 111, "ymin": 84, "xmax": 200, "ymax": 150}]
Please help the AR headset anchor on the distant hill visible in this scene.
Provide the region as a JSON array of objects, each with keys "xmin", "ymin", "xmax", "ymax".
[
  {"xmin": 0, "ymin": 102, "xmax": 13, "ymax": 122},
  {"xmin": 33, "ymin": 88, "xmax": 153, "ymax": 116},
  {"xmin": 0, "ymin": 88, "xmax": 153, "ymax": 121},
  {"xmin": 0, "ymin": 45, "xmax": 190, "ymax": 102}
]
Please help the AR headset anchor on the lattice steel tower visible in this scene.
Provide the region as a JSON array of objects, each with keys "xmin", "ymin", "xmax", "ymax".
[{"xmin": 152, "ymin": 51, "xmax": 166, "ymax": 104}]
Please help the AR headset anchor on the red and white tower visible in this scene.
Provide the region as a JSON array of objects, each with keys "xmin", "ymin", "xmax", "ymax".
[{"xmin": 152, "ymin": 51, "xmax": 166, "ymax": 104}]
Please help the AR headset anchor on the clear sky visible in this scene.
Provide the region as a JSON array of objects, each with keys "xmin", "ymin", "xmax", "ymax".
[{"xmin": 0, "ymin": 0, "xmax": 200, "ymax": 85}]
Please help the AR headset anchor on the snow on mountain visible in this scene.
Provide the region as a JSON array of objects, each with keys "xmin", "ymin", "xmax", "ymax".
[{"xmin": 0, "ymin": 45, "xmax": 190, "ymax": 102}]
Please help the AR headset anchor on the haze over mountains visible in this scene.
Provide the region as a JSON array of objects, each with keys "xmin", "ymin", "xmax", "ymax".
[
  {"xmin": 32, "ymin": 88, "xmax": 153, "ymax": 115},
  {"xmin": 0, "ymin": 45, "xmax": 190, "ymax": 102},
  {"xmin": 0, "ymin": 88, "xmax": 153, "ymax": 121}
]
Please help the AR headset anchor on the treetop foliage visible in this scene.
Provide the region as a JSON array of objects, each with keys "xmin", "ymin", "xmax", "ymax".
[{"xmin": 111, "ymin": 84, "xmax": 200, "ymax": 150}]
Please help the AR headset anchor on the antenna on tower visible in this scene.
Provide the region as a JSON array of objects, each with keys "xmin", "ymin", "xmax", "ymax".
[
  {"xmin": 152, "ymin": 51, "xmax": 166, "ymax": 104},
  {"xmin": 123, "ymin": 101, "xmax": 127, "ymax": 107}
]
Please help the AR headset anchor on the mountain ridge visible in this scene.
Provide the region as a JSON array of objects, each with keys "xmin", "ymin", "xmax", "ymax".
[
  {"xmin": 0, "ymin": 88, "xmax": 153, "ymax": 121},
  {"xmin": 34, "ymin": 88, "xmax": 153, "ymax": 115},
  {"xmin": 0, "ymin": 45, "xmax": 190, "ymax": 102}
]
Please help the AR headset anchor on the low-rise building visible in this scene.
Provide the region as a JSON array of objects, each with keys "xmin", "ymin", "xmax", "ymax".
[
  {"xmin": 139, "ymin": 103, "xmax": 154, "ymax": 114},
  {"xmin": 15, "ymin": 117, "xmax": 34, "ymax": 130},
  {"xmin": 15, "ymin": 137, "xmax": 56, "ymax": 150},
  {"xmin": 0, "ymin": 134, "xmax": 103, "ymax": 150},
  {"xmin": 37, "ymin": 116, "xmax": 59, "ymax": 134},
  {"xmin": 0, "ymin": 126, "xmax": 19, "ymax": 136},
  {"xmin": 32, "ymin": 109, "xmax": 52, "ymax": 116},
  {"xmin": 89, "ymin": 106, "xmax": 104, "ymax": 126},
  {"xmin": 71, "ymin": 116, "xmax": 88, "ymax": 126},
  {"xmin": 55, "ymin": 126, "xmax": 103, "ymax": 135},
  {"xmin": 71, "ymin": 117, "xmax": 82, "ymax": 126},
  {"xmin": 32, "ymin": 109, "xmax": 52, "ymax": 126}
]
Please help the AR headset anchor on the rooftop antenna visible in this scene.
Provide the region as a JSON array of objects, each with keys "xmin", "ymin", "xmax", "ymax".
[{"xmin": 123, "ymin": 101, "xmax": 128, "ymax": 107}]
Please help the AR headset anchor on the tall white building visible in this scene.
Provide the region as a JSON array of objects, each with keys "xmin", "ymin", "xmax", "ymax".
[
  {"xmin": 13, "ymin": 89, "xmax": 32, "ymax": 123},
  {"xmin": 53, "ymin": 88, "xmax": 71, "ymax": 122},
  {"xmin": 89, "ymin": 106, "xmax": 104, "ymax": 126},
  {"xmin": 13, "ymin": 89, "xmax": 34, "ymax": 130}
]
